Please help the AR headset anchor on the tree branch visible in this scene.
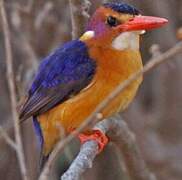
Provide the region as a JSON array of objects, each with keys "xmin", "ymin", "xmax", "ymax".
[
  {"xmin": 0, "ymin": 1, "xmax": 29, "ymax": 180},
  {"xmin": 61, "ymin": 115, "xmax": 156, "ymax": 180},
  {"xmin": 39, "ymin": 41, "xmax": 182, "ymax": 180},
  {"xmin": 105, "ymin": 115, "xmax": 156, "ymax": 180},
  {"xmin": 61, "ymin": 141, "xmax": 98, "ymax": 180},
  {"xmin": 34, "ymin": 2, "xmax": 54, "ymax": 30},
  {"xmin": 0, "ymin": 126, "xmax": 17, "ymax": 151},
  {"xmin": 69, "ymin": 0, "xmax": 91, "ymax": 39}
]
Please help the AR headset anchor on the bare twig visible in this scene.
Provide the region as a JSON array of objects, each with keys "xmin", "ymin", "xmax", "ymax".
[
  {"xmin": 34, "ymin": 2, "xmax": 53, "ymax": 30},
  {"xmin": 0, "ymin": 126, "xmax": 17, "ymax": 151},
  {"xmin": 61, "ymin": 141, "xmax": 98, "ymax": 180},
  {"xmin": 105, "ymin": 115, "xmax": 156, "ymax": 180},
  {"xmin": 61, "ymin": 115, "xmax": 156, "ymax": 180},
  {"xmin": 69, "ymin": 0, "xmax": 91, "ymax": 39},
  {"xmin": 39, "ymin": 41, "xmax": 182, "ymax": 180},
  {"xmin": 0, "ymin": 1, "xmax": 29, "ymax": 180}
]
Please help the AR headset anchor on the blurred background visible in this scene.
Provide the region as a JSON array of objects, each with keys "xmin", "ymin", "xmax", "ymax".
[{"xmin": 0, "ymin": 0, "xmax": 182, "ymax": 179}]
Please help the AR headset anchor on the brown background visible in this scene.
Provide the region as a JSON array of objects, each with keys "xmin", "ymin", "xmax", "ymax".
[{"xmin": 0, "ymin": 0, "xmax": 182, "ymax": 179}]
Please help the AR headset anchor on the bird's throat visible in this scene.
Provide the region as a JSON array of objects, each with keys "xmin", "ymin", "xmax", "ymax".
[{"xmin": 111, "ymin": 31, "xmax": 143, "ymax": 51}]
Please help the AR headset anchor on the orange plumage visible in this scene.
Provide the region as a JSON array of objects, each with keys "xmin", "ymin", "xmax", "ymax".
[
  {"xmin": 19, "ymin": 3, "xmax": 168, "ymax": 160},
  {"xmin": 38, "ymin": 44, "xmax": 143, "ymax": 155}
]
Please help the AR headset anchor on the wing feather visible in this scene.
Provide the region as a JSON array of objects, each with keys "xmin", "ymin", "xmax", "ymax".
[{"xmin": 19, "ymin": 40, "xmax": 96, "ymax": 121}]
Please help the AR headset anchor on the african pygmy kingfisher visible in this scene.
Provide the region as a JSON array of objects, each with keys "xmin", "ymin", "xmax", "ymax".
[{"xmin": 19, "ymin": 2, "xmax": 168, "ymax": 166}]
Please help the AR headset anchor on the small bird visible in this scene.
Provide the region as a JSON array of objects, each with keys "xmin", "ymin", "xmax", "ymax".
[{"xmin": 19, "ymin": 2, "xmax": 168, "ymax": 166}]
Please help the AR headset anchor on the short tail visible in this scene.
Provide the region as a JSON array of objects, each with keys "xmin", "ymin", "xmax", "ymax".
[
  {"xmin": 39, "ymin": 153, "xmax": 49, "ymax": 171},
  {"xmin": 32, "ymin": 117, "xmax": 48, "ymax": 171}
]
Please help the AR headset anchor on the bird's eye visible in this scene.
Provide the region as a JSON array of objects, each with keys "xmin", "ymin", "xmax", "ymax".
[{"xmin": 107, "ymin": 16, "xmax": 120, "ymax": 27}]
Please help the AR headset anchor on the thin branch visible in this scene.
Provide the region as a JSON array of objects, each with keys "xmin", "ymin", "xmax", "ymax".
[
  {"xmin": 11, "ymin": 4, "xmax": 39, "ymax": 90},
  {"xmin": 61, "ymin": 141, "xmax": 98, "ymax": 180},
  {"xmin": 39, "ymin": 41, "xmax": 182, "ymax": 180},
  {"xmin": 61, "ymin": 115, "xmax": 156, "ymax": 180},
  {"xmin": 0, "ymin": 126, "xmax": 17, "ymax": 151},
  {"xmin": 104, "ymin": 115, "xmax": 156, "ymax": 180},
  {"xmin": 34, "ymin": 2, "xmax": 53, "ymax": 30},
  {"xmin": 0, "ymin": 1, "xmax": 29, "ymax": 180},
  {"xmin": 69, "ymin": 0, "xmax": 91, "ymax": 39}
]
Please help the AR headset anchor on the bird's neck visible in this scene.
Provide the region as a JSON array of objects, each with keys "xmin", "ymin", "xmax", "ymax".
[
  {"xmin": 80, "ymin": 31, "xmax": 143, "ymax": 77},
  {"xmin": 80, "ymin": 30, "xmax": 141, "ymax": 51},
  {"xmin": 111, "ymin": 31, "xmax": 140, "ymax": 51}
]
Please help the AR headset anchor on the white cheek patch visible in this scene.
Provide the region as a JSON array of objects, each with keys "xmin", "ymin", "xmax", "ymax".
[{"xmin": 112, "ymin": 31, "xmax": 143, "ymax": 51}]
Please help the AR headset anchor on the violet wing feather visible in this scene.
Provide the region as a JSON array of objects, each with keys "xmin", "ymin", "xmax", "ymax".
[{"xmin": 19, "ymin": 40, "xmax": 96, "ymax": 121}]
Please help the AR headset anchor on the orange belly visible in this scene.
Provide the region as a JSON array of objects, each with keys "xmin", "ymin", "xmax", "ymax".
[{"xmin": 38, "ymin": 48, "xmax": 143, "ymax": 155}]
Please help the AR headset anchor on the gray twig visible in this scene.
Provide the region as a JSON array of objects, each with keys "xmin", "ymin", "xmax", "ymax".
[
  {"xmin": 103, "ymin": 115, "xmax": 157, "ymax": 180},
  {"xmin": 39, "ymin": 41, "xmax": 182, "ymax": 180},
  {"xmin": 0, "ymin": 126, "xmax": 17, "ymax": 151},
  {"xmin": 61, "ymin": 115, "xmax": 156, "ymax": 180},
  {"xmin": 69, "ymin": 0, "xmax": 91, "ymax": 39},
  {"xmin": 34, "ymin": 2, "xmax": 54, "ymax": 30},
  {"xmin": 61, "ymin": 141, "xmax": 98, "ymax": 180},
  {"xmin": 0, "ymin": 1, "xmax": 29, "ymax": 180}
]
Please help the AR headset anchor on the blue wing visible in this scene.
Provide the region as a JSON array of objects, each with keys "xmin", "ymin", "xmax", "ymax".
[{"xmin": 19, "ymin": 40, "xmax": 96, "ymax": 120}]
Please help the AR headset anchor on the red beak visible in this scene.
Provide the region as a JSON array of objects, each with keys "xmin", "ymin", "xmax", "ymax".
[{"xmin": 119, "ymin": 15, "xmax": 168, "ymax": 32}]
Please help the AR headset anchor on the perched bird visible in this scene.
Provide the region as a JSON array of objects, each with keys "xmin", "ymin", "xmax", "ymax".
[{"xmin": 19, "ymin": 2, "xmax": 168, "ymax": 166}]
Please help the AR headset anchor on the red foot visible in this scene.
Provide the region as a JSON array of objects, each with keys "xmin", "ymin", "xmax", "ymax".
[{"xmin": 78, "ymin": 130, "xmax": 108, "ymax": 153}]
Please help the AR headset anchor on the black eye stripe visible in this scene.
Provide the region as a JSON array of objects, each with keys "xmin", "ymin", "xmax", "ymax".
[{"xmin": 107, "ymin": 16, "xmax": 120, "ymax": 27}]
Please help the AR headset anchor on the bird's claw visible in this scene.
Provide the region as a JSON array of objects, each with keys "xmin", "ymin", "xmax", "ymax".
[{"xmin": 78, "ymin": 130, "xmax": 108, "ymax": 153}]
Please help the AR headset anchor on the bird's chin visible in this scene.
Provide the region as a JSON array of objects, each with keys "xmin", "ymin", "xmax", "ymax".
[{"xmin": 111, "ymin": 31, "xmax": 142, "ymax": 51}]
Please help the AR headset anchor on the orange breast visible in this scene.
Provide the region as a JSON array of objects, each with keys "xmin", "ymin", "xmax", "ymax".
[{"xmin": 38, "ymin": 46, "xmax": 143, "ymax": 155}]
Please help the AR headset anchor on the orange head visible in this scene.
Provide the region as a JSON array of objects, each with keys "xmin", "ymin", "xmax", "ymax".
[{"xmin": 83, "ymin": 2, "xmax": 168, "ymax": 48}]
